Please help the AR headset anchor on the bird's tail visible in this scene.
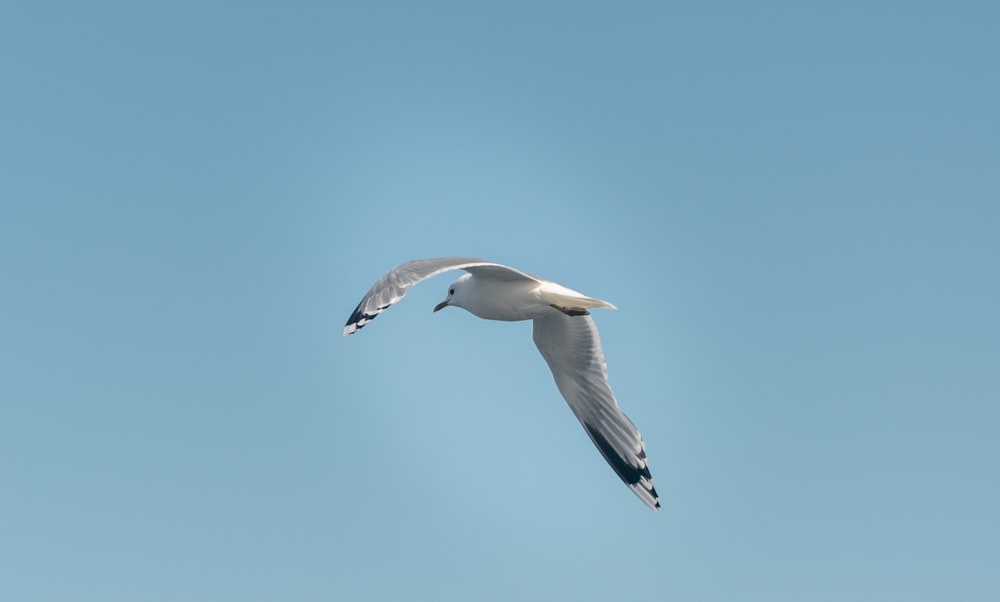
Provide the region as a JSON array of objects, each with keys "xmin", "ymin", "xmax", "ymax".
[{"xmin": 540, "ymin": 282, "xmax": 617, "ymax": 312}]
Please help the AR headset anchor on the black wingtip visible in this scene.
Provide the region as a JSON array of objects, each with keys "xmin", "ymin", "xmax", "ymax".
[
  {"xmin": 583, "ymin": 422, "xmax": 651, "ymax": 486},
  {"xmin": 344, "ymin": 302, "xmax": 392, "ymax": 335},
  {"xmin": 345, "ymin": 301, "xmax": 366, "ymax": 328},
  {"xmin": 583, "ymin": 421, "xmax": 660, "ymax": 509}
]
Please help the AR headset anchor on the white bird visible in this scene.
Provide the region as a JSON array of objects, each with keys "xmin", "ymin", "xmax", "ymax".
[{"xmin": 343, "ymin": 257, "xmax": 660, "ymax": 511}]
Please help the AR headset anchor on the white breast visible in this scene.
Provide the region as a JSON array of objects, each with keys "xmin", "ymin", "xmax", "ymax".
[{"xmin": 460, "ymin": 277, "xmax": 552, "ymax": 322}]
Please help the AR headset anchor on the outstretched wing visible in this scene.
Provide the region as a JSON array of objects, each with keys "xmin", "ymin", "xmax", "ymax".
[
  {"xmin": 532, "ymin": 312, "xmax": 660, "ymax": 511},
  {"xmin": 343, "ymin": 257, "xmax": 539, "ymax": 335}
]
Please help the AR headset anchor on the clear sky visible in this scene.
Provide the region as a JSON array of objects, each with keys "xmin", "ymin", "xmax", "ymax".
[{"xmin": 2, "ymin": 1, "xmax": 998, "ymax": 600}]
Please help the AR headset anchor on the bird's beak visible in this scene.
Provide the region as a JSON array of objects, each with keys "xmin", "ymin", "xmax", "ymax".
[{"xmin": 433, "ymin": 300, "xmax": 449, "ymax": 312}]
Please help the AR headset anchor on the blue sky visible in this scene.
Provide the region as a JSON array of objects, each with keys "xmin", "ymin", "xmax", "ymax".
[{"xmin": 2, "ymin": 1, "xmax": 998, "ymax": 600}]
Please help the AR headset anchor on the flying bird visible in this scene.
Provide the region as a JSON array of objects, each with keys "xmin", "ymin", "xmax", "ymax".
[{"xmin": 343, "ymin": 257, "xmax": 660, "ymax": 511}]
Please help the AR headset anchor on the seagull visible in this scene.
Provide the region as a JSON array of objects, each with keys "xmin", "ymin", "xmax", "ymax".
[{"xmin": 343, "ymin": 257, "xmax": 660, "ymax": 511}]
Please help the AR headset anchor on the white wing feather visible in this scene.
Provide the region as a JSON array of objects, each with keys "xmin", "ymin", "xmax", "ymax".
[
  {"xmin": 343, "ymin": 257, "xmax": 539, "ymax": 335},
  {"xmin": 533, "ymin": 312, "xmax": 660, "ymax": 510}
]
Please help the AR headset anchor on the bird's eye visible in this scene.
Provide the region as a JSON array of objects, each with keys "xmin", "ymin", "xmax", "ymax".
[{"xmin": 449, "ymin": 288, "xmax": 455, "ymax": 295}]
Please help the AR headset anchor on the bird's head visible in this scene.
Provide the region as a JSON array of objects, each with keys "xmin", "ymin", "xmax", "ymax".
[{"xmin": 433, "ymin": 273, "xmax": 472, "ymax": 312}]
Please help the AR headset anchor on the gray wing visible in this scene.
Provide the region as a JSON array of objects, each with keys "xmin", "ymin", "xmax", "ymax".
[
  {"xmin": 532, "ymin": 312, "xmax": 660, "ymax": 511},
  {"xmin": 343, "ymin": 257, "xmax": 539, "ymax": 335}
]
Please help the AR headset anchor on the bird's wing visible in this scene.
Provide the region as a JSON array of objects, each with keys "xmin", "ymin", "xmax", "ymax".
[
  {"xmin": 343, "ymin": 257, "xmax": 540, "ymax": 335},
  {"xmin": 532, "ymin": 312, "xmax": 660, "ymax": 511}
]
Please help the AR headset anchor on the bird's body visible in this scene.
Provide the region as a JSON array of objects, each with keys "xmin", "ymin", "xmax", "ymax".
[
  {"xmin": 443, "ymin": 272, "xmax": 616, "ymax": 322},
  {"xmin": 449, "ymin": 275, "xmax": 548, "ymax": 321},
  {"xmin": 343, "ymin": 257, "xmax": 660, "ymax": 511}
]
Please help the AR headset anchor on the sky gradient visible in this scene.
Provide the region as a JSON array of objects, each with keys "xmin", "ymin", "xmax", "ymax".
[{"xmin": 2, "ymin": 1, "xmax": 999, "ymax": 600}]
